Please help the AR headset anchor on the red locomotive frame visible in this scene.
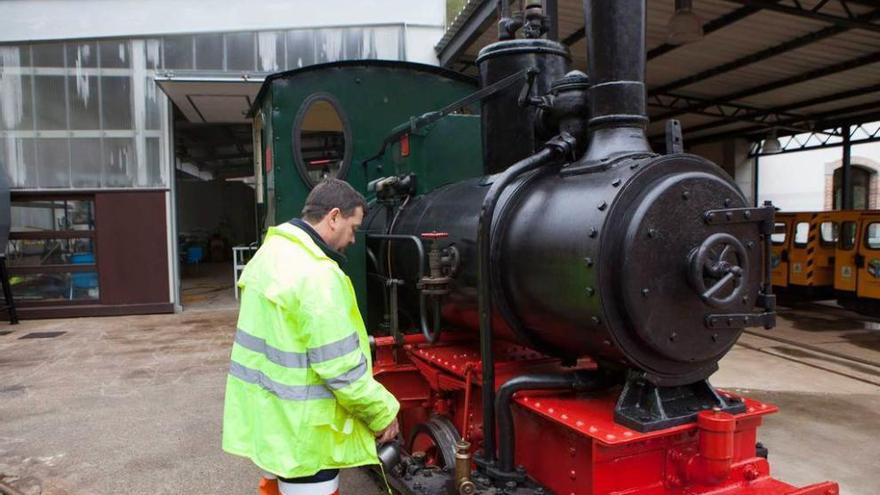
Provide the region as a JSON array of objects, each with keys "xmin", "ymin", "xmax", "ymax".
[{"xmin": 373, "ymin": 334, "xmax": 838, "ymax": 495}]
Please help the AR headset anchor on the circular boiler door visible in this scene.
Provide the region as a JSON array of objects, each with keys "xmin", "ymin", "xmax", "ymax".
[{"xmin": 617, "ymin": 160, "xmax": 762, "ymax": 371}]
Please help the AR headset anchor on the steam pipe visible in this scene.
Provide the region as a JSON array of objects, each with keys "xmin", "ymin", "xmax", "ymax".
[
  {"xmin": 366, "ymin": 234, "xmax": 442, "ymax": 342},
  {"xmin": 477, "ymin": 133, "xmax": 576, "ymax": 467},
  {"xmin": 496, "ymin": 371, "xmax": 611, "ymax": 473},
  {"xmin": 580, "ymin": 0, "xmax": 652, "ymax": 163}
]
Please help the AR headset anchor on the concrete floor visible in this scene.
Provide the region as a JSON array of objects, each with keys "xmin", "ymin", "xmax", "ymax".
[{"xmin": 0, "ymin": 299, "xmax": 877, "ymax": 494}]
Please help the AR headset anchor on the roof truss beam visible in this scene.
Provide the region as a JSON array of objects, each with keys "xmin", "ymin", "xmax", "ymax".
[
  {"xmin": 684, "ymin": 100, "xmax": 880, "ymax": 145},
  {"xmin": 648, "ymin": 93, "xmax": 810, "ymax": 131},
  {"xmin": 650, "ymin": 7, "xmax": 880, "ymax": 96},
  {"xmin": 668, "ymin": 82, "xmax": 880, "ymax": 137},
  {"xmin": 724, "ymin": 0, "xmax": 880, "ymax": 34},
  {"xmin": 653, "ymin": 49, "xmax": 880, "ymax": 121}
]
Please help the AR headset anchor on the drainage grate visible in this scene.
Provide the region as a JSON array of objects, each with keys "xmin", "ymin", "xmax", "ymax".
[
  {"xmin": 19, "ymin": 331, "xmax": 66, "ymax": 339},
  {"xmin": 0, "ymin": 331, "xmax": 13, "ymax": 336}
]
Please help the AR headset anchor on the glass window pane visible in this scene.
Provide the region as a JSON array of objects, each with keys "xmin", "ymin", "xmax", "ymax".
[
  {"xmin": 163, "ymin": 36, "xmax": 193, "ymax": 69},
  {"xmin": 68, "ymin": 75, "xmax": 99, "ymax": 129},
  {"xmin": 145, "ymin": 76, "xmax": 162, "ymax": 130},
  {"xmin": 0, "ymin": 45, "xmax": 30, "ymax": 67},
  {"xmin": 295, "ymin": 97, "xmax": 348, "ymax": 187},
  {"xmin": 226, "ymin": 32, "xmax": 255, "ymax": 71},
  {"xmin": 36, "ymin": 138, "xmax": 70, "ymax": 188},
  {"xmin": 99, "ymin": 40, "xmax": 130, "ymax": 68},
  {"xmin": 771, "ymin": 222, "xmax": 786, "ymax": 245},
  {"xmin": 866, "ymin": 223, "xmax": 880, "ymax": 250},
  {"xmin": 344, "ymin": 28, "xmax": 364, "ymax": 59},
  {"xmin": 101, "ymin": 76, "xmax": 132, "ymax": 129},
  {"xmin": 0, "ymin": 137, "xmax": 37, "ymax": 188},
  {"xmin": 286, "ymin": 30, "xmax": 316, "ymax": 68},
  {"xmin": 316, "ymin": 29, "xmax": 344, "ymax": 63},
  {"xmin": 370, "ymin": 26, "xmax": 403, "ymax": 60},
  {"xmin": 103, "ymin": 137, "xmax": 135, "ymax": 187},
  {"xmin": 819, "ymin": 221, "xmax": 838, "ymax": 246},
  {"xmin": 10, "ymin": 271, "xmax": 99, "ymax": 302},
  {"xmin": 0, "ymin": 71, "xmax": 34, "ymax": 131},
  {"xmin": 840, "ymin": 221, "xmax": 857, "ymax": 250},
  {"xmin": 10, "ymin": 199, "xmax": 95, "ymax": 232},
  {"xmin": 794, "ymin": 222, "xmax": 809, "ymax": 247},
  {"xmin": 6, "ymin": 238, "xmax": 96, "ymax": 267},
  {"xmin": 70, "ymin": 138, "xmax": 102, "ymax": 188},
  {"xmin": 145, "ymin": 39, "xmax": 162, "ymax": 70},
  {"xmin": 144, "ymin": 137, "xmax": 164, "ymax": 187},
  {"xmin": 31, "ymin": 42, "xmax": 65, "ymax": 67},
  {"xmin": 34, "ymin": 76, "xmax": 68, "ymax": 130},
  {"xmin": 195, "ymin": 33, "xmax": 223, "ymax": 70},
  {"xmin": 67, "ymin": 42, "xmax": 97, "ymax": 69},
  {"xmin": 257, "ymin": 32, "xmax": 283, "ymax": 72}
]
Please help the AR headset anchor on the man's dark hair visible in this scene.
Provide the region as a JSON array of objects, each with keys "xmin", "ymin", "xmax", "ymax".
[{"xmin": 301, "ymin": 178, "xmax": 367, "ymax": 223}]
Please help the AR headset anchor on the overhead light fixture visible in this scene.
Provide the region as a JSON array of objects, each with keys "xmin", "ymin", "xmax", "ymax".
[
  {"xmin": 667, "ymin": 0, "xmax": 704, "ymax": 45},
  {"xmin": 763, "ymin": 129, "xmax": 782, "ymax": 154}
]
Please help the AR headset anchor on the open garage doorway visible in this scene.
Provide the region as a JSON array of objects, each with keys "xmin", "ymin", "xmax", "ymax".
[{"xmin": 156, "ymin": 77, "xmax": 262, "ymax": 310}]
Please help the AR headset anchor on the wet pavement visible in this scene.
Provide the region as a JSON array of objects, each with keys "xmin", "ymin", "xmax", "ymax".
[{"xmin": 0, "ymin": 301, "xmax": 877, "ymax": 494}]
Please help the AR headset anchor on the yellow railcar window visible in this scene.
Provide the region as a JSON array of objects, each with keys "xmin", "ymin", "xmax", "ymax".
[
  {"xmin": 819, "ymin": 222, "xmax": 838, "ymax": 247},
  {"xmin": 771, "ymin": 223, "xmax": 787, "ymax": 245},
  {"xmin": 865, "ymin": 223, "xmax": 880, "ymax": 250},
  {"xmin": 794, "ymin": 222, "xmax": 809, "ymax": 247}
]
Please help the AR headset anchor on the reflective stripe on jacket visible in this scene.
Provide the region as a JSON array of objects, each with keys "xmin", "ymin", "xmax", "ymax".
[{"xmin": 222, "ymin": 222, "xmax": 400, "ymax": 478}]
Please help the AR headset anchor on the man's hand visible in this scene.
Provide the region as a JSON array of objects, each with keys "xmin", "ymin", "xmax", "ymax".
[{"xmin": 375, "ymin": 417, "xmax": 399, "ymax": 444}]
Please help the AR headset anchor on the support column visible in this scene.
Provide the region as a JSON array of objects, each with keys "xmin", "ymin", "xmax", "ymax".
[
  {"xmin": 545, "ymin": 0, "xmax": 559, "ymax": 41},
  {"xmin": 842, "ymin": 125, "xmax": 853, "ymax": 210}
]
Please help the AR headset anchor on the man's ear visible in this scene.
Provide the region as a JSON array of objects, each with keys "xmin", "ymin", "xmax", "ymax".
[{"xmin": 327, "ymin": 207, "xmax": 341, "ymax": 228}]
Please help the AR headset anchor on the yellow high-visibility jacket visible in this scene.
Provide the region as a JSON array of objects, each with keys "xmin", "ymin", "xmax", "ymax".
[{"xmin": 222, "ymin": 222, "xmax": 400, "ymax": 478}]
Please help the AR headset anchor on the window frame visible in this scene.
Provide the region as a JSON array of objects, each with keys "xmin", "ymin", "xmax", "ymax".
[
  {"xmin": 291, "ymin": 92, "xmax": 352, "ymax": 189},
  {"xmin": 864, "ymin": 222, "xmax": 880, "ymax": 251},
  {"xmin": 839, "ymin": 221, "xmax": 857, "ymax": 251},
  {"xmin": 793, "ymin": 221, "xmax": 810, "ymax": 248},
  {"xmin": 819, "ymin": 221, "xmax": 838, "ymax": 247},
  {"xmin": 6, "ymin": 193, "xmax": 100, "ymax": 305},
  {"xmin": 771, "ymin": 222, "xmax": 788, "ymax": 246}
]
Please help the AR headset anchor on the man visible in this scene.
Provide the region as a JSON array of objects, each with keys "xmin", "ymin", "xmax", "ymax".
[{"xmin": 223, "ymin": 179, "xmax": 400, "ymax": 495}]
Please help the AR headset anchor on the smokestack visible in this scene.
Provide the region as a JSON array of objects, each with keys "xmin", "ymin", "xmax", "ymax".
[{"xmin": 580, "ymin": 0, "xmax": 652, "ymax": 164}]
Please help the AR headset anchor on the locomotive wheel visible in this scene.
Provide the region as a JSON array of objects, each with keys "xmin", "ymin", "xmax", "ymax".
[{"xmin": 407, "ymin": 416, "xmax": 460, "ymax": 468}]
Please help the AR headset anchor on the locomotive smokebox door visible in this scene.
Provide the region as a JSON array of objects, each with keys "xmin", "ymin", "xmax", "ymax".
[{"xmin": 616, "ymin": 155, "xmax": 762, "ymax": 381}]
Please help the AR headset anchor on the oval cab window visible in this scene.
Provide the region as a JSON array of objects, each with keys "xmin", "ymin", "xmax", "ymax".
[{"xmin": 293, "ymin": 94, "xmax": 351, "ymax": 188}]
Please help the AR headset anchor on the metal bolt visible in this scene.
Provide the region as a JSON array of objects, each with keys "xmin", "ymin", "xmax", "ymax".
[
  {"xmin": 641, "ymin": 288, "xmax": 650, "ymax": 297},
  {"xmin": 744, "ymin": 210, "xmax": 752, "ymax": 219},
  {"xmin": 584, "ymin": 257, "xmax": 594, "ymax": 267},
  {"xmin": 746, "ymin": 240, "xmax": 755, "ymax": 249},
  {"xmin": 647, "ymin": 229, "xmax": 657, "ymax": 238},
  {"xmin": 589, "ymin": 227, "xmax": 598, "ymax": 238},
  {"xmin": 669, "ymin": 332, "xmax": 677, "ymax": 342},
  {"xmin": 682, "ymin": 190, "xmax": 690, "ymax": 200},
  {"xmin": 725, "ymin": 212, "xmax": 733, "ymax": 220},
  {"xmin": 591, "ymin": 316, "xmax": 601, "ymax": 325},
  {"xmin": 598, "ymin": 201, "xmax": 608, "ymax": 211},
  {"xmin": 586, "ymin": 287, "xmax": 595, "ymax": 296},
  {"xmin": 612, "ymin": 178, "xmax": 622, "ymax": 187},
  {"xmin": 724, "ymin": 198, "xmax": 732, "ymax": 206},
  {"xmin": 712, "ymin": 333, "xmax": 718, "ymax": 342},
  {"xmin": 742, "ymin": 295, "xmax": 749, "ymax": 304},
  {"xmin": 630, "ymin": 162, "xmax": 639, "ymax": 170},
  {"xmin": 506, "ymin": 481, "xmax": 517, "ymax": 489}
]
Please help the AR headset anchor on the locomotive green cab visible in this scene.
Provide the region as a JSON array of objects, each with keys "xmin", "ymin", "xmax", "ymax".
[{"xmin": 249, "ymin": 60, "xmax": 483, "ymax": 321}]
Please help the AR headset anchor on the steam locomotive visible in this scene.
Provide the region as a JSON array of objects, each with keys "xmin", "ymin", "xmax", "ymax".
[{"xmin": 251, "ymin": 1, "xmax": 839, "ymax": 493}]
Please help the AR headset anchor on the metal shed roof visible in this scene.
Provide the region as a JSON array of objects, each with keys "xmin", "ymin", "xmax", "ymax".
[{"xmin": 437, "ymin": 0, "xmax": 880, "ymax": 148}]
